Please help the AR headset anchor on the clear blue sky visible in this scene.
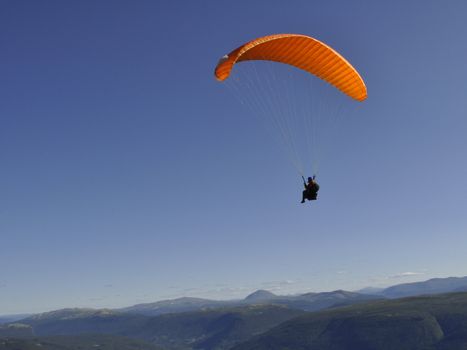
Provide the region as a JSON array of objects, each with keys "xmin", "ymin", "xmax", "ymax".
[{"xmin": 1, "ymin": 0, "xmax": 467, "ymax": 314}]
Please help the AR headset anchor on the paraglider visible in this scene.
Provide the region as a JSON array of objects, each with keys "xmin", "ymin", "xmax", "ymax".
[
  {"xmin": 301, "ymin": 175, "xmax": 319, "ymax": 203},
  {"xmin": 215, "ymin": 33, "xmax": 367, "ymax": 101},
  {"xmin": 214, "ymin": 34, "xmax": 367, "ymax": 202}
]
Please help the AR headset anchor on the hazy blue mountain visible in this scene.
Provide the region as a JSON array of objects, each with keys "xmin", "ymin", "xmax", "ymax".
[
  {"xmin": 232, "ymin": 292, "xmax": 467, "ymax": 350},
  {"xmin": 269, "ymin": 290, "xmax": 383, "ymax": 312},
  {"xmin": 18, "ymin": 308, "xmax": 150, "ymax": 336},
  {"xmin": 119, "ymin": 289, "xmax": 382, "ymax": 317},
  {"xmin": 244, "ymin": 290, "xmax": 278, "ymax": 302},
  {"xmin": 382, "ymin": 276, "xmax": 467, "ymax": 298},
  {"xmin": 0, "ymin": 314, "xmax": 31, "ymax": 324},
  {"xmin": 118, "ymin": 297, "xmax": 238, "ymax": 316}
]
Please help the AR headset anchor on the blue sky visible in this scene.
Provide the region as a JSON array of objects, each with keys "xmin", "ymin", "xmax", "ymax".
[{"xmin": 1, "ymin": 0, "xmax": 467, "ymax": 314}]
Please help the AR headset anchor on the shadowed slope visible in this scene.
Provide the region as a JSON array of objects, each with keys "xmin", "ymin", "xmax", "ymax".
[{"xmin": 233, "ymin": 292, "xmax": 467, "ymax": 350}]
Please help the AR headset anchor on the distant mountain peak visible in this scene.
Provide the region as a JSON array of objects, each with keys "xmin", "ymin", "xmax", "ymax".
[
  {"xmin": 244, "ymin": 290, "xmax": 277, "ymax": 301},
  {"xmin": 27, "ymin": 308, "xmax": 119, "ymax": 321},
  {"xmin": 327, "ymin": 290, "xmax": 357, "ymax": 297},
  {"xmin": 382, "ymin": 275, "xmax": 467, "ymax": 299}
]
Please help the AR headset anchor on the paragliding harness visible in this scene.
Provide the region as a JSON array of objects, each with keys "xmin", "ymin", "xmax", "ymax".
[{"xmin": 302, "ymin": 175, "xmax": 319, "ymax": 201}]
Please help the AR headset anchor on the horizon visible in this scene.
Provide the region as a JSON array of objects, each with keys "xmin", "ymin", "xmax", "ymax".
[
  {"xmin": 2, "ymin": 273, "xmax": 465, "ymax": 316},
  {"xmin": 2, "ymin": 0, "xmax": 467, "ymax": 315}
]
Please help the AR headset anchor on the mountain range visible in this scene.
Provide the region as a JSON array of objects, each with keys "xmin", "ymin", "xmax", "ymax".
[
  {"xmin": 3, "ymin": 275, "xmax": 467, "ymax": 350},
  {"xmin": 119, "ymin": 289, "xmax": 381, "ymax": 317},
  {"xmin": 0, "ymin": 290, "xmax": 381, "ymax": 350},
  {"xmin": 3, "ymin": 305, "xmax": 303, "ymax": 350},
  {"xmin": 118, "ymin": 276, "xmax": 467, "ymax": 317}
]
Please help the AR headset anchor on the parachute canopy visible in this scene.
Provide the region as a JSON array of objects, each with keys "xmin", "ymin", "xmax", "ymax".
[{"xmin": 215, "ymin": 34, "xmax": 367, "ymax": 102}]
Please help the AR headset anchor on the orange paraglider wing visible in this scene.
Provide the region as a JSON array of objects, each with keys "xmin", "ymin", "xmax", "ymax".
[{"xmin": 215, "ymin": 34, "xmax": 367, "ymax": 102}]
